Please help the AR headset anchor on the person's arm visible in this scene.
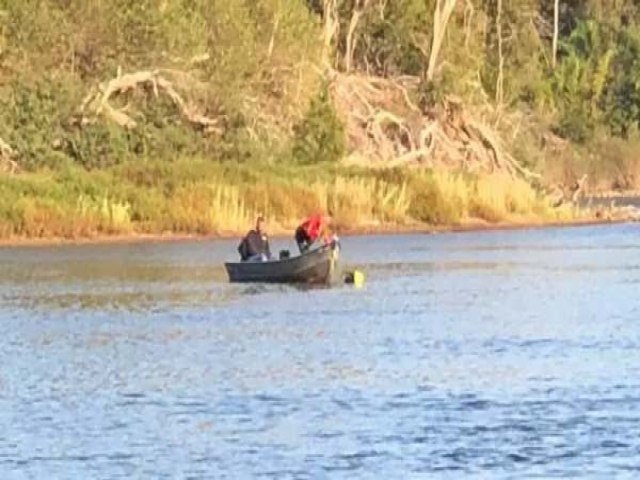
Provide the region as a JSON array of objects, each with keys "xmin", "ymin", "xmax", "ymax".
[
  {"xmin": 266, "ymin": 238, "xmax": 272, "ymax": 259},
  {"xmin": 238, "ymin": 237, "xmax": 248, "ymax": 260},
  {"xmin": 319, "ymin": 223, "xmax": 331, "ymax": 244}
]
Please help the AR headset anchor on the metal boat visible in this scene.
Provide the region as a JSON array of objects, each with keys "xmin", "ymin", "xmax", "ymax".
[{"xmin": 225, "ymin": 243, "xmax": 340, "ymax": 284}]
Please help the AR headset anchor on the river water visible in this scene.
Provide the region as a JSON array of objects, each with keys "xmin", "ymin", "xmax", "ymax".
[{"xmin": 1, "ymin": 224, "xmax": 640, "ymax": 479}]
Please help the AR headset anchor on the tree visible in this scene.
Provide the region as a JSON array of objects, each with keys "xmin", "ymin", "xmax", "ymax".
[
  {"xmin": 344, "ymin": 0, "xmax": 370, "ymax": 72},
  {"xmin": 426, "ymin": 0, "xmax": 458, "ymax": 82},
  {"xmin": 495, "ymin": 0, "xmax": 504, "ymax": 104},
  {"xmin": 552, "ymin": 0, "xmax": 559, "ymax": 68},
  {"xmin": 292, "ymin": 84, "xmax": 345, "ymax": 164},
  {"xmin": 322, "ymin": 0, "xmax": 340, "ymax": 66}
]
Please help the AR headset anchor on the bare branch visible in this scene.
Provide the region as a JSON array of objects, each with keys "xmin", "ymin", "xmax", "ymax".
[{"xmin": 80, "ymin": 69, "xmax": 223, "ymax": 134}]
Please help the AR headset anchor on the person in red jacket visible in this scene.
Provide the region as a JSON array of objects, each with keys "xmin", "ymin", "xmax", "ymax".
[{"xmin": 295, "ymin": 212, "xmax": 330, "ymax": 253}]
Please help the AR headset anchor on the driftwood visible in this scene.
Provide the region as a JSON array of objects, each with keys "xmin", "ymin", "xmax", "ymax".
[
  {"xmin": 330, "ymin": 72, "xmax": 538, "ymax": 180},
  {"xmin": 0, "ymin": 137, "xmax": 19, "ymax": 174},
  {"xmin": 571, "ymin": 174, "xmax": 589, "ymax": 202},
  {"xmin": 549, "ymin": 174, "xmax": 589, "ymax": 208},
  {"xmin": 79, "ymin": 69, "xmax": 223, "ymax": 134}
]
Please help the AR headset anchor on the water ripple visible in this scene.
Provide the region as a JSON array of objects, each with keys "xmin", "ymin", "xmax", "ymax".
[{"xmin": 2, "ymin": 226, "xmax": 640, "ymax": 478}]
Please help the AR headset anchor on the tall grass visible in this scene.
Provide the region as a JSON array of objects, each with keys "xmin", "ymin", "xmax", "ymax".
[
  {"xmin": 408, "ymin": 170, "xmax": 567, "ymax": 225},
  {"xmin": 77, "ymin": 195, "xmax": 133, "ymax": 234},
  {"xmin": 311, "ymin": 177, "xmax": 411, "ymax": 228},
  {"xmin": 0, "ymin": 161, "xmax": 576, "ymax": 240},
  {"xmin": 471, "ymin": 174, "xmax": 546, "ymax": 222}
]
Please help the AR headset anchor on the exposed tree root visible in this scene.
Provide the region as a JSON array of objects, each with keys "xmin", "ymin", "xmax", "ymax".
[
  {"xmin": 79, "ymin": 69, "xmax": 224, "ymax": 134},
  {"xmin": 330, "ymin": 71, "xmax": 539, "ymax": 180}
]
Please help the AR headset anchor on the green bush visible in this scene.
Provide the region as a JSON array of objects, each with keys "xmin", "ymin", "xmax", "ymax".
[
  {"xmin": 0, "ymin": 75, "xmax": 82, "ymax": 170},
  {"xmin": 292, "ymin": 85, "xmax": 345, "ymax": 164}
]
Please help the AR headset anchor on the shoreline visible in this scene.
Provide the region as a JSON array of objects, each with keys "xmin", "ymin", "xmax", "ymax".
[{"xmin": 0, "ymin": 217, "xmax": 631, "ymax": 249}]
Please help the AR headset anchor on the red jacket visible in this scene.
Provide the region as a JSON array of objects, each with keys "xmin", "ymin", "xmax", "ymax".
[{"xmin": 301, "ymin": 214, "xmax": 323, "ymax": 241}]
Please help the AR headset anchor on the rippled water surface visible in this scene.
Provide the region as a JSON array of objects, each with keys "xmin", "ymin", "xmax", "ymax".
[{"xmin": 2, "ymin": 225, "xmax": 640, "ymax": 478}]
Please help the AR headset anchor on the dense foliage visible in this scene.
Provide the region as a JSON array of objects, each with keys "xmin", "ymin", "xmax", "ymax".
[
  {"xmin": 0, "ymin": 0, "xmax": 639, "ymax": 238},
  {"xmin": 1, "ymin": 1, "xmax": 640, "ymax": 171}
]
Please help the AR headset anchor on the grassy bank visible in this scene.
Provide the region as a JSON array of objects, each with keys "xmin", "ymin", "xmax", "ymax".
[
  {"xmin": 4, "ymin": 1, "xmax": 640, "ymax": 246},
  {"xmin": 0, "ymin": 158, "xmax": 576, "ymax": 241}
]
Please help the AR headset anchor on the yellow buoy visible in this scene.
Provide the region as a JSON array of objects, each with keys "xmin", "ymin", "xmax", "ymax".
[
  {"xmin": 353, "ymin": 270, "xmax": 365, "ymax": 288},
  {"xmin": 349, "ymin": 269, "xmax": 365, "ymax": 288}
]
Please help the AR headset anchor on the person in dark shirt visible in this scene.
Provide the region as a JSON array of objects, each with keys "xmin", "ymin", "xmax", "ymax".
[{"xmin": 238, "ymin": 216, "xmax": 271, "ymax": 261}]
